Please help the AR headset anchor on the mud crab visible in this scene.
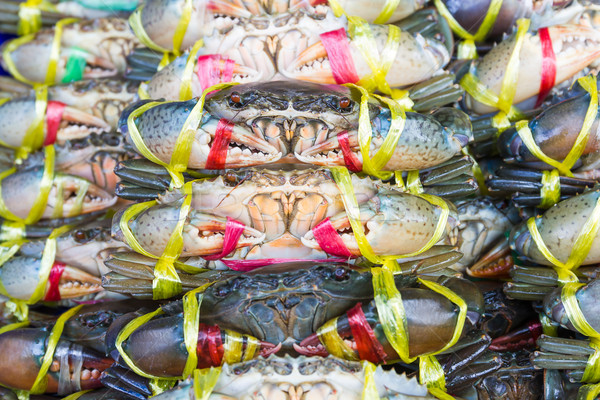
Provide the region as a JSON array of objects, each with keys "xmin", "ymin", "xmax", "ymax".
[
  {"xmin": 120, "ymin": 80, "xmax": 472, "ymax": 173},
  {"xmin": 112, "ymin": 167, "xmax": 459, "ymax": 263},
  {"xmin": 124, "ymin": 355, "xmax": 436, "ymax": 400},
  {"xmin": 127, "ymin": 4, "xmax": 452, "ymax": 91}
]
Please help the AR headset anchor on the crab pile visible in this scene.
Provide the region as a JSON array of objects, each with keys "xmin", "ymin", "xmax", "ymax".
[{"xmin": 0, "ymin": 0, "xmax": 599, "ymax": 399}]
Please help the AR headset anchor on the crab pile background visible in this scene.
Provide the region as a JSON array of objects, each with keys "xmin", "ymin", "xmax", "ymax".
[{"xmin": 0, "ymin": 0, "xmax": 600, "ymax": 399}]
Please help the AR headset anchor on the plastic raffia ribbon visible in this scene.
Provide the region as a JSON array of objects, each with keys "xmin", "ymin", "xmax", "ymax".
[
  {"xmin": 193, "ymin": 367, "xmax": 221, "ymax": 400},
  {"xmin": 118, "ymin": 183, "xmax": 198, "ymax": 299},
  {"xmin": 344, "ymin": 84, "xmax": 407, "ymax": 180},
  {"xmin": 515, "ymin": 74, "xmax": 598, "ymax": 178},
  {"xmin": 539, "ymin": 169, "xmax": 560, "ymax": 208},
  {"xmin": 560, "ymin": 282, "xmax": 600, "ymax": 386},
  {"xmin": 459, "ymin": 18, "xmax": 530, "ymax": 128},
  {"xmin": 17, "ymin": 0, "xmax": 57, "ymax": 36},
  {"xmin": 179, "ymin": 40, "xmax": 204, "ymax": 100},
  {"xmin": 433, "ymin": 0, "xmax": 503, "ymax": 59},
  {"xmin": 0, "ymin": 145, "xmax": 55, "ymax": 224},
  {"xmin": 28, "ymin": 305, "xmax": 84, "ymax": 394},
  {"xmin": 327, "ymin": 0, "xmax": 400, "ymax": 24},
  {"xmin": 361, "ymin": 361, "xmax": 380, "ymax": 399},
  {"xmin": 128, "ymin": 0, "xmax": 192, "ymax": 68},
  {"xmin": 3, "ymin": 18, "xmax": 78, "ymax": 86},
  {"xmin": 127, "ymin": 82, "xmax": 239, "ymax": 188},
  {"xmin": 525, "ymin": 192, "xmax": 600, "ymax": 284}
]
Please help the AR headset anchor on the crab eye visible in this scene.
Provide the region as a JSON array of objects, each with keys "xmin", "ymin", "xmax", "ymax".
[
  {"xmin": 333, "ymin": 267, "xmax": 349, "ymax": 281},
  {"xmin": 229, "ymin": 92, "xmax": 243, "ymax": 108},
  {"xmin": 339, "ymin": 97, "xmax": 351, "ymax": 109},
  {"xmin": 73, "ymin": 230, "xmax": 89, "ymax": 242}
]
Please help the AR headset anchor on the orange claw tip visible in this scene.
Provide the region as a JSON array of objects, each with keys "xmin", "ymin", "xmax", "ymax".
[{"xmin": 467, "ymin": 238, "xmax": 514, "ymax": 279}]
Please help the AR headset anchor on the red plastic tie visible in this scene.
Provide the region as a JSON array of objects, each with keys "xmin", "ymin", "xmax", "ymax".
[
  {"xmin": 222, "ymin": 257, "xmax": 347, "ymax": 272},
  {"xmin": 536, "ymin": 27, "xmax": 556, "ymax": 108},
  {"xmin": 203, "ymin": 217, "xmax": 245, "ymax": 260},
  {"xmin": 205, "ymin": 118, "xmax": 234, "ymax": 169},
  {"xmin": 312, "ymin": 217, "xmax": 353, "ymax": 258},
  {"xmin": 320, "ymin": 28, "xmax": 360, "ymax": 84},
  {"xmin": 45, "ymin": 101, "xmax": 66, "ymax": 146},
  {"xmin": 197, "ymin": 54, "xmax": 235, "ymax": 91},
  {"xmin": 337, "ymin": 130, "xmax": 362, "ymax": 172},
  {"xmin": 43, "ymin": 262, "xmax": 65, "ymax": 301},
  {"xmin": 347, "ymin": 303, "xmax": 388, "ymax": 363}
]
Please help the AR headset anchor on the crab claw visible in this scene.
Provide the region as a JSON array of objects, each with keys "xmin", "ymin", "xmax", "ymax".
[
  {"xmin": 296, "ymin": 107, "xmax": 471, "ymax": 171},
  {"xmin": 109, "ymin": 311, "xmax": 277, "ymax": 377},
  {"xmin": 0, "ymin": 98, "xmax": 111, "ymax": 150},
  {"xmin": 119, "ymin": 100, "xmax": 281, "ymax": 169},
  {"xmin": 0, "ymin": 35, "xmax": 117, "ymax": 84},
  {"xmin": 0, "ymin": 256, "xmax": 102, "ymax": 301},
  {"xmin": 467, "ymin": 237, "xmax": 514, "ymax": 279},
  {"xmin": 0, "ymin": 328, "xmax": 113, "ymax": 393},
  {"xmin": 0, "ymin": 167, "xmax": 117, "ymax": 221},
  {"xmin": 489, "ymin": 321, "xmax": 543, "ymax": 351},
  {"xmin": 465, "ymin": 24, "xmax": 600, "ymax": 114},
  {"xmin": 112, "ymin": 205, "xmax": 265, "ymax": 257},
  {"xmin": 145, "ymin": 53, "xmax": 262, "ymax": 101},
  {"xmin": 281, "ymin": 24, "xmax": 449, "ymax": 87},
  {"xmin": 302, "ymin": 194, "xmax": 457, "ymax": 256}
]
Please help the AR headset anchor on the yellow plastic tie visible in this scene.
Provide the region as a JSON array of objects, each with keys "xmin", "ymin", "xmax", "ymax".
[
  {"xmin": 115, "ymin": 307, "xmax": 176, "ymax": 379},
  {"xmin": 193, "ymin": 367, "xmax": 221, "ymax": 400},
  {"xmin": 46, "ymin": 18, "xmax": 79, "ymax": 85},
  {"xmin": 515, "ymin": 75, "xmax": 598, "ymax": 177},
  {"xmin": 433, "ymin": 0, "xmax": 503, "ymax": 59},
  {"xmin": 540, "ymin": 313, "xmax": 559, "ymax": 337},
  {"xmin": 0, "ymin": 222, "xmax": 26, "ymax": 242},
  {"xmin": 459, "ymin": 18, "xmax": 529, "ymax": 119},
  {"xmin": 182, "ymin": 284, "xmax": 212, "ymax": 378},
  {"xmin": 539, "ymin": 169, "xmax": 560, "ymax": 208},
  {"xmin": 0, "ymin": 144, "xmax": 55, "ymax": 224},
  {"xmin": 361, "ymin": 361, "xmax": 380, "ymax": 399},
  {"xmin": 0, "ymin": 321, "xmax": 29, "ymax": 335},
  {"xmin": 316, "ymin": 317, "xmax": 360, "ymax": 361},
  {"xmin": 127, "ymin": 82, "xmax": 238, "ymax": 188},
  {"xmin": 179, "ymin": 40, "xmax": 204, "ymax": 100},
  {"xmin": 128, "ymin": 6, "xmax": 169, "ymax": 53},
  {"xmin": 60, "ymin": 390, "xmax": 92, "ymax": 400},
  {"xmin": 29, "ymin": 304, "xmax": 84, "ymax": 394},
  {"xmin": 525, "ymin": 192, "xmax": 600, "ymax": 281}
]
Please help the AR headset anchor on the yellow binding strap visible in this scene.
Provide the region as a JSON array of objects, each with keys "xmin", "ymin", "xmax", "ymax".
[
  {"xmin": 0, "ymin": 145, "xmax": 55, "ymax": 224},
  {"xmin": 179, "ymin": 40, "xmax": 204, "ymax": 100},
  {"xmin": 433, "ymin": 0, "xmax": 503, "ymax": 59},
  {"xmin": 459, "ymin": 18, "xmax": 530, "ymax": 126},
  {"xmin": 525, "ymin": 192, "xmax": 600, "ymax": 283},
  {"xmin": 515, "ymin": 75, "xmax": 598, "ymax": 178},
  {"xmin": 193, "ymin": 367, "xmax": 221, "ymax": 400},
  {"xmin": 539, "ymin": 169, "xmax": 560, "ymax": 208},
  {"xmin": 361, "ymin": 361, "xmax": 380, "ymax": 399},
  {"xmin": 60, "ymin": 390, "xmax": 92, "ymax": 400},
  {"xmin": 127, "ymin": 82, "xmax": 238, "ymax": 188},
  {"xmin": 29, "ymin": 305, "xmax": 84, "ymax": 394},
  {"xmin": 561, "ymin": 282, "xmax": 600, "ymax": 383},
  {"xmin": 316, "ymin": 317, "xmax": 360, "ymax": 361}
]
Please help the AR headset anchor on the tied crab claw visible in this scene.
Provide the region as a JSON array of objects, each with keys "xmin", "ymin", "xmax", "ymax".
[
  {"xmin": 111, "ymin": 205, "xmax": 265, "ymax": 258},
  {"xmin": 0, "ymin": 18, "xmax": 140, "ymax": 84},
  {"xmin": 281, "ymin": 9, "xmax": 453, "ymax": 88},
  {"xmin": 461, "ymin": 23, "xmax": 600, "ymax": 115},
  {"xmin": 295, "ymin": 276, "xmax": 484, "ymax": 362},
  {"xmin": 0, "ymin": 327, "xmax": 113, "ymax": 393},
  {"xmin": 103, "ymin": 310, "xmax": 280, "ymax": 379},
  {"xmin": 0, "ymin": 256, "xmax": 102, "ymax": 301},
  {"xmin": 0, "ymin": 97, "xmax": 110, "ymax": 150},
  {"xmin": 301, "ymin": 192, "xmax": 459, "ymax": 257},
  {"xmin": 119, "ymin": 99, "xmax": 282, "ymax": 169},
  {"xmin": 0, "ymin": 166, "xmax": 117, "ymax": 221}
]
